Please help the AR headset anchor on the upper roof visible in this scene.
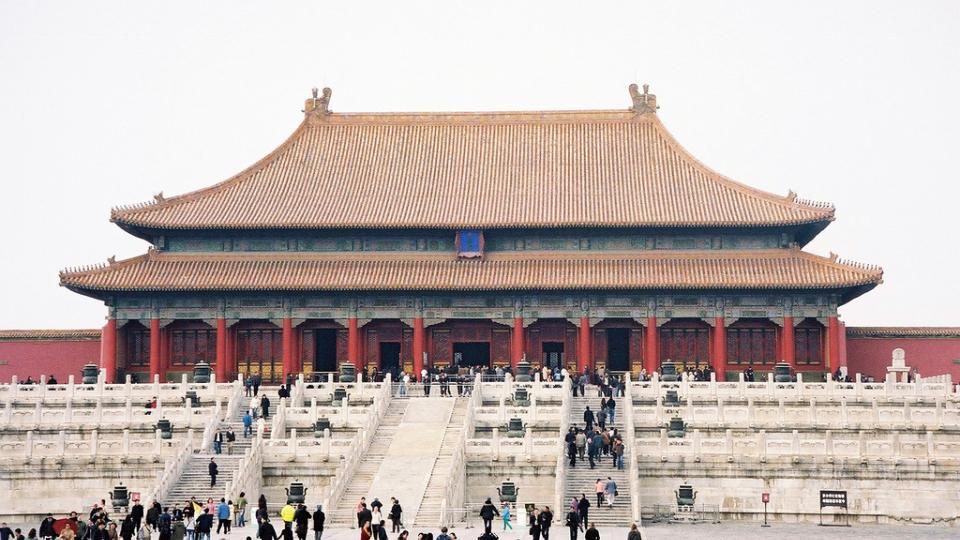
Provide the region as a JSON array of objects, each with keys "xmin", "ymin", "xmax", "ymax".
[
  {"xmin": 110, "ymin": 86, "xmax": 835, "ymax": 235},
  {"xmin": 60, "ymin": 248, "xmax": 882, "ymax": 303}
]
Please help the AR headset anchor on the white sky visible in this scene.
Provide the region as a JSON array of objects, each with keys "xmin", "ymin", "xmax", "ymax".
[{"xmin": 0, "ymin": 1, "xmax": 958, "ymax": 329}]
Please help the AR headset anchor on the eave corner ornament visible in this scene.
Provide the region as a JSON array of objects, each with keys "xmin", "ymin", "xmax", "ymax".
[
  {"xmin": 629, "ymin": 83, "xmax": 658, "ymax": 114},
  {"xmin": 304, "ymin": 87, "xmax": 333, "ymax": 117}
]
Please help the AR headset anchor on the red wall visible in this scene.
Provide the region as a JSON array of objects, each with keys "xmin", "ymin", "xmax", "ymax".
[
  {"xmin": 0, "ymin": 338, "xmax": 101, "ymax": 382},
  {"xmin": 846, "ymin": 337, "xmax": 960, "ymax": 381}
]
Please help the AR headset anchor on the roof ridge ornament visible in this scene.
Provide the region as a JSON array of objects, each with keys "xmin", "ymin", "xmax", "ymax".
[
  {"xmin": 629, "ymin": 83, "xmax": 658, "ymax": 114},
  {"xmin": 153, "ymin": 192, "xmax": 165, "ymax": 203},
  {"xmin": 304, "ymin": 87, "xmax": 333, "ymax": 118}
]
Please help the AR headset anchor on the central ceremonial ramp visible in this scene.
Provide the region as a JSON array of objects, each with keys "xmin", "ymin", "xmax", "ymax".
[{"xmin": 329, "ymin": 397, "xmax": 465, "ymax": 527}]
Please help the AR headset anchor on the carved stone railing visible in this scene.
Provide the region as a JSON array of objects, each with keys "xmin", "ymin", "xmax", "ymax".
[
  {"xmin": 439, "ymin": 374, "xmax": 482, "ymax": 526},
  {"xmin": 270, "ymin": 398, "xmax": 289, "ymax": 439},
  {"xmin": 623, "ymin": 373, "xmax": 640, "ymax": 523},
  {"xmin": 149, "ymin": 432, "xmax": 195, "ymax": 502},
  {"xmin": 199, "ymin": 401, "xmax": 223, "ymax": 452},
  {"xmin": 636, "ymin": 429, "xmax": 960, "ymax": 461},
  {"xmin": 0, "ymin": 427, "xmax": 184, "ymax": 461},
  {"xmin": 0, "ymin": 374, "xmax": 237, "ymax": 404},
  {"xmin": 223, "ymin": 379, "xmax": 244, "ymax": 421},
  {"xmin": 225, "ymin": 432, "xmax": 263, "ymax": 502},
  {"xmin": 554, "ymin": 375, "xmax": 571, "ymax": 520},
  {"xmin": 320, "ymin": 374, "xmax": 392, "ymax": 512}
]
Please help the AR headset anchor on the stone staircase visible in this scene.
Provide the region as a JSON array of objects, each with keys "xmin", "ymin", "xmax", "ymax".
[
  {"xmin": 564, "ymin": 391, "xmax": 633, "ymax": 527},
  {"xmin": 413, "ymin": 397, "xmax": 469, "ymax": 526},
  {"xmin": 162, "ymin": 395, "xmax": 253, "ymax": 504},
  {"xmin": 328, "ymin": 400, "xmax": 410, "ymax": 527}
]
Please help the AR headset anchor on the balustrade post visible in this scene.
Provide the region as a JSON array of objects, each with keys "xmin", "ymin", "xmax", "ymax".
[
  {"xmin": 796, "ymin": 372, "xmax": 804, "ymax": 397},
  {"xmin": 65, "ymin": 398, "xmax": 73, "ymax": 423},
  {"xmin": 125, "ymin": 374, "xmax": 132, "ymax": 397},
  {"xmin": 884, "ymin": 373, "xmax": 893, "ymax": 397},
  {"xmin": 182, "ymin": 373, "xmax": 188, "ymax": 385},
  {"xmin": 492, "ymin": 427, "xmax": 500, "ymax": 461},
  {"xmin": 777, "ymin": 399, "xmax": 785, "ymax": 427},
  {"xmin": 91, "ymin": 429, "xmax": 99, "ymax": 458},
  {"xmin": 724, "ymin": 428, "xmax": 733, "ymax": 456},
  {"xmin": 323, "ymin": 428, "xmax": 331, "ymax": 461},
  {"xmin": 154, "ymin": 429, "xmax": 162, "ymax": 458},
  {"xmin": 686, "ymin": 395, "xmax": 694, "ymax": 423},
  {"xmin": 655, "ymin": 398, "xmax": 663, "ymax": 425},
  {"xmin": 935, "ymin": 398, "xmax": 943, "ymax": 429},
  {"xmin": 926, "ymin": 431, "xmax": 935, "ymax": 459},
  {"xmin": 122, "ymin": 429, "xmax": 130, "ymax": 454},
  {"xmin": 67, "ymin": 375, "xmax": 75, "ymax": 399},
  {"xmin": 26, "ymin": 430, "xmax": 33, "ymax": 459},
  {"xmin": 758, "ymin": 430, "xmax": 767, "ymax": 460},
  {"xmin": 903, "ymin": 401, "xmax": 912, "ymax": 426},
  {"xmin": 892, "ymin": 432, "xmax": 901, "ymax": 460},
  {"xmin": 57, "ymin": 430, "xmax": 66, "ymax": 455},
  {"xmin": 872, "ymin": 398, "xmax": 880, "ymax": 427},
  {"xmin": 291, "ymin": 429, "xmax": 298, "ymax": 459},
  {"xmin": 498, "ymin": 395, "xmax": 506, "ymax": 425},
  {"xmin": 692, "ymin": 429, "xmax": 701, "ymax": 459},
  {"xmin": 840, "ymin": 397, "xmax": 848, "ymax": 428},
  {"xmin": 311, "ymin": 397, "xmax": 318, "ymax": 423},
  {"xmin": 791, "ymin": 429, "xmax": 800, "ymax": 457},
  {"xmin": 746, "ymin": 398, "xmax": 755, "ymax": 426},
  {"xmin": 737, "ymin": 372, "xmax": 745, "ymax": 398},
  {"xmin": 824, "ymin": 430, "xmax": 833, "ymax": 457},
  {"xmin": 530, "ymin": 394, "xmax": 538, "ymax": 424},
  {"xmin": 858, "ymin": 430, "xmax": 867, "ymax": 460},
  {"xmin": 39, "ymin": 376, "xmax": 47, "ymax": 397},
  {"xmin": 659, "ymin": 428, "xmax": 667, "ymax": 456},
  {"xmin": 523, "ymin": 428, "xmax": 532, "ymax": 461},
  {"xmin": 126, "ymin": 399, "xmax": 133, "ymax": 424},
  {"xmin": 33, "ymin": 402, "xmax": 41, "ymax": 425},
  {"xmin": 716, "ymin": 397, "xmax": 725, "ymax": 425},
  {"xmin": 342, "ymin": 395, "xmax": 350, "ymax": 426},
  {"xmin": 153, "ymin": 373, "xmax": 161, "ymax": 396}
]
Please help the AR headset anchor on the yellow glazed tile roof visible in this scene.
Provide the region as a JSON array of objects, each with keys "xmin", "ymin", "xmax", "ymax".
[
  {"xmin": 111, "ymin": 89, "xmax": 834, "ymax": 230},
  {"xmin": 60, "ymin": 249, "xmax": 881, "ymax": 293}
]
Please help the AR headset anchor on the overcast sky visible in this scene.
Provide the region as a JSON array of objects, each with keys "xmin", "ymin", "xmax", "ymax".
[{"xmin": 0, "ymin": 1, "xmax": 957, "ymax": 329}]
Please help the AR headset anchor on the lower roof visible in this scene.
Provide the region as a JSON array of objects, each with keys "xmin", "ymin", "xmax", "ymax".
[
  {"xmin": 846, "ymin": 327, "xmax": 960, "ymax": 338},
  {"xmin": 0, "ymin": 329, "xmax": 101, "ymax": 341},
  {"xmin": 60, "ymin": 248, "xmax": 882, "ymax": 303}
]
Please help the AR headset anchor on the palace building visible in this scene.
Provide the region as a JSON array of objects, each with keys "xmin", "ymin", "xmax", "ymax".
[{"xmin": 59, "ymin": 85, "xmax": 884, "ymax": 383}]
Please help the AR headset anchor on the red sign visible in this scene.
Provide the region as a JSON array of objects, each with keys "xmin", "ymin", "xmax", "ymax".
[
  {"xmin": 131, "ymin": 492, "xmax": 141, "ymax": 502},
  {"xmin": 761, "ymin": 492, "xmax": 770, "ymax": 503}
]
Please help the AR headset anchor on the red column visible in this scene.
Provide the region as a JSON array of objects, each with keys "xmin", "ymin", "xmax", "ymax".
[
  {"xmin": 282, "ymin": 317, "xmax": 293, "ymax": 380},
  {"xmin": 645, "ymin": 315, "xmax": 658, "ymax": 374},
  {"xmin": 225, "ymin": 325, "xmax": 235, "ymax": 378},
  {"xmin": 348, "ymin": 317, "xmax": 361, "ymax": 371},
  {"xmin": 149, "ymin": 318, "xmax": 161, "ymax": 380},
  {"xmin": 828, "ymin": 316, "xmax": 842, "ymax": 369},
  {"xmin": 100, "ymin": 319, "xmax": 117, "ymax": 384},
  {"xmin": 714, "ymin": 317, "xmax": 726, "ymax": 381},
  {"xmin": 413, "ymin": 317, "xmax": 425, "ymax": 377},
  {"xmin": 160, "ymin": 326, "xmax": 171, "ymax": 381},
  {"xmin": 781, "ymin": 316, "xmax": 795, "ymax": 368},
  {"xmin": 578, "ymin": 317, "xmax": 591, "ymax": 374},
  {"xmin": 511, "ymin": 317, "xmax": 524, "ymax": 368},
  {"xmin": 216, "ymin": 318, "xmax": 227, "ymax": 382}
]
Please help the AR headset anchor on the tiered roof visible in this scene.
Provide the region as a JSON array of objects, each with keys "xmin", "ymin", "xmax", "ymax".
[{"xmin": 63, "ymin": 86, "xmax": 881, "ymax": 303}]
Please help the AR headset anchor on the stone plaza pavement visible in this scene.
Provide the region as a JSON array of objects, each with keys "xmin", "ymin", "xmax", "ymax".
[{"xmin": 123, "ymin": 518, "xmax": 953, "ymax": 540}]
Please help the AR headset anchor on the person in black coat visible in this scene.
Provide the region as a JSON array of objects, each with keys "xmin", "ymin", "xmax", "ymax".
[
  {"xmin": 119, "ymin": 517, "xmax": 134, "ymax": 540},
  {"xmin": 261, "ymin": 395, "xmax": 271, "ymax": 419},
  {"xmin": 584, "ymin": 524, "xmax": 599, "ymax": 540},
  {"xmin": 567, "ymin": 439, "xmax": 577, "ymax": 467},
  {"xmin": 129, "ymin": 503, "xmax": 144, "ymax": 532},
  {"xmin": 576, "ymin": 496, "xmax": 590, "ymax": 532},
  {"xmin": 195, "ymin": 510, "xmax": 213, "ymax": 540},
  {"xmin": 356, "ymin": 504, "xmax": 372, "ymax": 532},
  {"xmin": 258, "ymin": 520, "xmax": 278, "ymax": 540},
  {"xmin": 388, "ymin": 499, "xmax": 402, "ymax": 533},
  {"xmin": 538, "ymin": 507, "xmax": 553, "ymax": 540},
  {"xmin": 311, "ymin": 506, "xmax": 325, "ymax": 540},
  {"xmin": 583, "ymin": 407, "xmax": 594, "ymax": 431},
  {"xmin": 564, "ymin": 510, "xmax": 579, "ymax": 540},
  {"xmin": 293, "ymin": 505, "xmax": 310, "ymax": 540},
  {"xmin": 38, "ymin": 516, "xmax": 55, "ymax": 540},
  {"xmin": 478, "ymin": 498, "xmax": 499, "ymax": 534},
  {"xmin": 208, "ymin": 458, "xmax": 218, "ymax": 487}
]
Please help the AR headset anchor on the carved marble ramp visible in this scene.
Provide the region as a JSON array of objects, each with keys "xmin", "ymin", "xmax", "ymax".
[{"xmin": 367, "ymin": 398, "xmax": 455, "ymax": 523}]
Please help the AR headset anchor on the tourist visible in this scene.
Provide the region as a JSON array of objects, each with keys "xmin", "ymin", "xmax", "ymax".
[
  {"xmin": 565, "ymin": 507, "xmax": 579, "ymax": 540},
  {"xmin": 587, "ymin": 432, "xmax": 598, "ymax": 469},
  {"xmin": 597, "ymin": 407, "xmax": 606, "ymax": 431},
  {"xmin": 567, "ymin": 437, "xmax": 577, "ymax": 467},
  {"xmin": 39, "ymin": 515, "xmax": 56, "ymax": 540},
  {"xmin": 388, "ymin": 498, "xmax": 402, "ymax": 532},
  {"xmin": 213, "ymin": 429, "xmax": 224, "ymax": 454},
  {"xmin": 356, "ymin": 503, "xmax": 371, "ymax": 532},
  {"xmin": 613, "ymin": 438, "xmax": 624, "ymax": 470},
  {"xmin": 538, "ymin": 506, "xmax": 553, "ymax": 540},
  {"xmin": 251, "ymin": 394, "xmax": 262, "ymax": 419},
  {"xmin": 183, "ymin": 514, "xmax": 194, "ymax": 540},
  {"xmin": 244, "ymin": 375, "xmax": 253, "ymax": 397},
  {"xmin": 171, "ymin": 519, "xmax": 185, "ymax": 540},
  {"xmin": 261, "ymin": 394, "xmax": 271, "ymax": 419},
  {"xmin": 280, "ymin": 502, "xmax": 295, "ymax": 534},
  {"xmin": 528, "ymin": 511, "xmax": 541, "ymax": 540},
  {"xmin": 584, "ymin": 523, "xmax": 598, "ymax": 540},
  {"xmin": 501, "ymin": 502, "xmax": 512, "ymax": 530},
  {"xmin": 397, "ymin": 532, "xmax": 408, "ymax": 540},
  {"xmin": 594, "ymin": 479, "xmax": 604, "ymax": 507},
  {"xmin": 626, "ymin": 523, "xmax": 641, "ymax": 540},
  {"xmin": 479, "ymin": 497, "xmax": 499, "ymax": 534},
  {"xmin": 236, "ymin": 492, "xmax": 248, "ymax": 527},
  {"xmin": 606, "ymin": 396, "xmax": 616, "ymax": 423},
  {"xmin": 57, "ymin": 527, "xmax": 73, "ymax": 540},
  {"xmin": 575, "ymin": 429, "xmax": 586, "ymax": 460},
  {"xmin": 130, "ymin": 501, "xmax": 144, "ymax": 533},
  {"xmin": 577, "ymin": 495, "xmax": 589, "ymax": 532},
  {"xmin": 578, "ymin": 375, "xmax": 585, "ymax": 397},
  {"xmin": 216, "ymin": 499, "xmax": 230, "ymax": 534},
  {"xmin": 226, "ymin": 429, "xmax": 236, "ymax": 454},
  {"xmin": 294, "ymin": 504, "xmax": 310, "ymax": 540},
  {"xmin": 158, "ymin": 508, "xmax": 172, "ymax": 540},
  {"xmin": 583, "ymin": 406, "xmax": 594, "ymax": 431},
  {"xmin": 1, "ymin": 523, "xmax": 13, "ymax": 540},
  {"xmin": 208, "ymin": 458, "xmax": 218, "ymax": 487},
  {"xmin": 435, "ymin": 527, "xmax": 450, "ymax": 540},
  {"xmin": 604, "ymin": 477, "xmax": 617, "ymax": 507},
  {"xmin": 258, "ymin": 519, "xmax": 277, "ymax": 540},
  {"xmin": 311, "ymin": 505, "xmax": 325, "ymax": 540},
  {"xmin": 195, "ymin": 510, "xmax": 212, "ymax": 540},
  {"xmin": 253, "ymin": 374, "xmax": 262, "ymax": 396}
]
